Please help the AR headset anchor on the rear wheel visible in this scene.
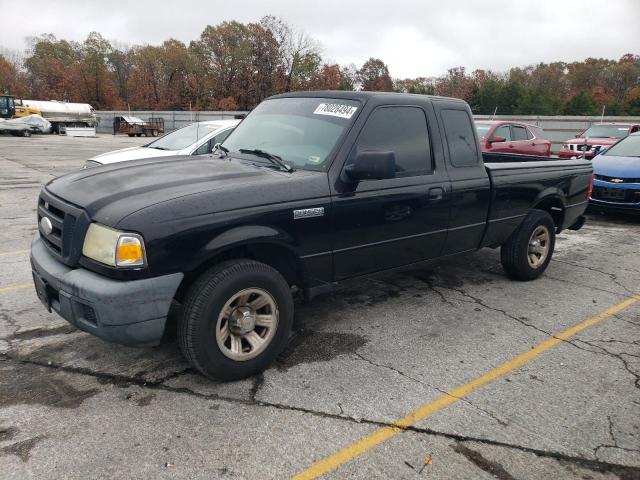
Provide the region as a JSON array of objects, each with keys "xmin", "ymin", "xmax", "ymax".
[
  {"xmin": 500, "ymin": 209, "xmax": 555, "ymax": 281},
  {"xmin": 135, "ymin": 133, "xmax": 142, "ymax": 137},
  {"xmin": 151, "ymin": 129, "xmax": 158, "ymax": 137},
  {"xmin": 127, "ymin": 133, "xmax": 134, "ymax": 137},
  {"xmin": 178, "ymin": 259, "xmax": 294, "ymax": 380}
]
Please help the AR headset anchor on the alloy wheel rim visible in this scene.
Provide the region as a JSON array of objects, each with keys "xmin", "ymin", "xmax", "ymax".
[
  {"xmin": 215, "ymin": 288, "xmax": 279, "ymax": 361},
  {"xmin": 527, "ymin": 225, "xmax": 550, "ymax": 268}
]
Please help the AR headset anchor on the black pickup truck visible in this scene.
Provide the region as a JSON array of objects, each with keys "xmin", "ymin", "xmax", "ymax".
[{"xmin": 31, "ymin": 91, "xmax": 592, "ymax": 380}]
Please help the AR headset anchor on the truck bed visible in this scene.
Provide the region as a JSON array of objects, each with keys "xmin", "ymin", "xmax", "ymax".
[{"xmin": 481, "ymin": 152, "xmax": 592, "ymax": 248}]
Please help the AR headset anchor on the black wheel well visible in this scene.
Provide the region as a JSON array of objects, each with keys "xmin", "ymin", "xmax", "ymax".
[
  {"xmin": 533, "ymin": 196, "xmax": 564, "ymax": 231},
  {"xmin": 174, "ymin": 243, "xmax": 304, "ymax": 303}
]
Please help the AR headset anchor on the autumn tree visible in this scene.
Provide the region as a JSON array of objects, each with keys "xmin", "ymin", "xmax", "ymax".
[
  {"xmin": 0, "ymin": 54, "xmax": 28, "ymax": 96},
  {"xmin": 78, "ymin": 32, "xmax": 115, "ymax": 108},
  {"xmin": 357, "ymin": 58, "xmax": 393, "ymax": 91},
  {"xmin": 394, "ymin": 77, "xmax": 435, "ymax": 95},
  {"xmin": 24, "ymin": 34, "xmax": 81, "ymax": 101},
  {"xmin": 563, "ymin": 90, "xmax": 598, "ymax": 115}
]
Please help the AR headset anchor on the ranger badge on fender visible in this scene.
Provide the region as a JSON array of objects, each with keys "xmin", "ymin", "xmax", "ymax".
[{"xmin": 293, "ymin": 207, "xmax": 324, "ymax": 219}]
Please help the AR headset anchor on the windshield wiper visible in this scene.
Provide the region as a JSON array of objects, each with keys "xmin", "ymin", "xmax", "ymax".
[
  {"xmin": 148, "ymin": 146, "xmax": 169, "ymax": 150},
  {"xmin": 238, "ymin": 148, "xmax": 294, "ymax": 172}
]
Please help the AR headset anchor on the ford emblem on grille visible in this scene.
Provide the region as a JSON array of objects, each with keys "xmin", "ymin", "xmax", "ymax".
[{"xmin": 40, "ymin": 216, "xmax": 53, "ymax": 236}]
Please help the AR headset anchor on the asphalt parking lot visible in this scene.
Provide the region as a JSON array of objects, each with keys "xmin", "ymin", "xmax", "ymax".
[{"xmin": 1, "ymin": 134, "xmax": 639, "ymax": 480}]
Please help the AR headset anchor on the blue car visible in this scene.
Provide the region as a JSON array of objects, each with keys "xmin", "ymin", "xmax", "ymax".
[{"xmin": 590, "ymin": 133, "xmax": 640, "ymax": 214}]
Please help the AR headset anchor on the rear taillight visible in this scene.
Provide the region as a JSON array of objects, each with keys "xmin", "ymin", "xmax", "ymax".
[{"xmin": 588, "ymin": 174, "xmax": 595, "ymax": 198}]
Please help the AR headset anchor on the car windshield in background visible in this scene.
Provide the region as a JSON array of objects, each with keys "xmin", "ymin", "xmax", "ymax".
[
  {"xmin": 223, "ymin": 97, "xmax": 360, "ymax": 170},
  {"xmin": 148, "ymin": 123, "xmax": 220, "ymax": 151},
  {"xmin": 603, "ymin": 135, "xmax": 640, "ymax": 157},
  {"xmin": 475, "ymin": 124, "xmax": 492, "ymax": 138},
  {"xmin": 582, "ymin": 125, "xmax": 630, "ymax": 138}
]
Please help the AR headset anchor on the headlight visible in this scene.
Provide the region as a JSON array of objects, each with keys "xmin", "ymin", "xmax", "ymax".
[{"xmin": 82, "ymin": 223, "xmax": 146, "ymax": 268}]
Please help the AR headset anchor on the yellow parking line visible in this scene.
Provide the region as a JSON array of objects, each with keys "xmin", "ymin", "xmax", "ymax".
[
  {"xmin": 0, "ymin": 249, "xmax": 29, "ymax": 257},
  {"xmin": 292, "ymin": 294, "xmax": 640, "ymax": 480},
  {"xmin": 0, "ymin": 283, "xmax": 32, "ymax": 293}
]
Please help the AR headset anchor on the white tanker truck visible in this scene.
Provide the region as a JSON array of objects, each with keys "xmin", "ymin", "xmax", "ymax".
[{"xmin": 0, "ymin": 95, "xmax": 97, "ymax": 134}]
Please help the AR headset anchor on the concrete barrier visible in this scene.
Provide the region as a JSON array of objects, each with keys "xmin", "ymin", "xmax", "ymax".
[{"xmin": 95, "ymin": 110, "xmax": 640, "ymax": 152}]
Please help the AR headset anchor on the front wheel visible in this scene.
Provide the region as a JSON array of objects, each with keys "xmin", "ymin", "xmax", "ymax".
[
  {"xmin": 500, "ymin": 209, "xmax": 556, "ymax": 281},
  {"xmin": 178, "ymin": 259, "xmax": 294, "ymax": 380}
]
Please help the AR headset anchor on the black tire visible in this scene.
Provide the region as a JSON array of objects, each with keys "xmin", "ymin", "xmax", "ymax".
[
  {"xmin": 500, "ymin": 209, "xmax": 556, "ymax": 281},
  {"xmin": 128, "ymin": 133, "xmax": 134, "ymax": 137},
  {"xmin": 151, "ymin": 129, "xmax": 158, "ymax": 137},
  {"xmin": 178, "ymin": 259, "xmax": 294, "ymax": 381},
  {"xmin": 22, "ymin": 130, "xmax": 31, "ymax": 137},
  {"xmin": 136, "ymin": 133, "xmax": 142, "ymax": 137}
]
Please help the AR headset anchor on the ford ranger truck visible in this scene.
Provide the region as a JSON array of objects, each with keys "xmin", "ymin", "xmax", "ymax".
[{"xmin": 30, "ymin": 91, "xmax": 593, "ymax": 380}]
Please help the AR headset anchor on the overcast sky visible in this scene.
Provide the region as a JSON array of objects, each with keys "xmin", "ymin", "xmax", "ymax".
[{"xmin": 1, "ymin": 0, "xmax": 639, "ymax": 78}]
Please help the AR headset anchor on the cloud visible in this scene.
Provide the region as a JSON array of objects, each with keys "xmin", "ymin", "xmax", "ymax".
[{"xmin": 1, "ymin": 0, "xmax": 638, "ymax": 77}]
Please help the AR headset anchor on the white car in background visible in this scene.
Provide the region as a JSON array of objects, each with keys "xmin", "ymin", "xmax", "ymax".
[{"xmin": 85, "ymin": 119, "xmax": 240, "ymax": 167}]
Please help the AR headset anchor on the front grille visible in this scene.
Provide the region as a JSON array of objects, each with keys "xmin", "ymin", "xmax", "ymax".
[
  {"xmin": 595, "ymin": 174, "xmax": 640, "ymax": 184},
  {"xmin": 37, "ymin": 189, "xmax": 88, "ymax": 266},
  {"xmin": 591, "ymin": 186, "xmax": 640, "ymax": 204}
]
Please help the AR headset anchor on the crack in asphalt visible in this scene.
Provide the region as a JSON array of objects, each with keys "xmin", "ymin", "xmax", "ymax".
[
  {"xmin": 593, "ymin": 415, "xmax": 640, "ymax": 462},
  {"xmin": 414, "ymin": 283, "xmax": 640, "ymax": 394},
  {"xmin": 352, "ymin": 352, "xmax": 510, "ymax": 427},
  {"xmin": 553, "ymin": 259, "xmax": 636, "ymax": 296},
  {"xmin": 2, "ymin": 353, "xmax": 640, "ymax": 476}
]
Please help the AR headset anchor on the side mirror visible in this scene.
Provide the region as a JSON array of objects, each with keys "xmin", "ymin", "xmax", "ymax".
[
  {"xmin": 489, "ymin": 135, "xmax": 506, "ymax": 143},
  {"xmin": 344, "ymin": 151, "xmax": 396, "ymax": 181}
]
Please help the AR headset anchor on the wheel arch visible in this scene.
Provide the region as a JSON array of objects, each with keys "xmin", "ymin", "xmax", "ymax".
[
  {"xmin": 532, "ymin": 191, "xmax": 565, "ymax": 232},
  {"xmin": 173, "ymin": 226, "xmax": 306, "ymax": 303}
]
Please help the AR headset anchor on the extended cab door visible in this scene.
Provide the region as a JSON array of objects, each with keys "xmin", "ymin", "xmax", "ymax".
[
  {"xmin": 329, "ymin": 104, "xmax": 451, "ymax": 280},
  {"xmin": 435, "ymin": 105, "xmax": 491, "ymax": 254}
]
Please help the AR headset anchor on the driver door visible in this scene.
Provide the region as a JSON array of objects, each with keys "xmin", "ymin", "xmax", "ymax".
[{"xmin": 330, "ymin": 106, "xmax": 450, "ymax": 280}]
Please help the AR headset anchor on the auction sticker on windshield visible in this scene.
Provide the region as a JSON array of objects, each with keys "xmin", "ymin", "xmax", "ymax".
[{"xmin": 313, "ymin": 103, "xmax": 358, "ymax": 119}]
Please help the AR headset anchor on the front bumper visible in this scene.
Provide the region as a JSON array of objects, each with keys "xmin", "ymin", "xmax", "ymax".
[
  {"xmin": 30, "ymin": 233, "xmax": 183, "ymax": 346},
  {"xmin": 588, "ymin": 199, "xmax": 640, "ymax": 214}
]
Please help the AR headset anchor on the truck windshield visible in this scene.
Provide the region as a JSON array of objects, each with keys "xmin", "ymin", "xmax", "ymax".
[
  {"xmin": 148, "ymin": 123, "xmax": 220, "ymax": 151},
  {"xmin": 582, "ymin": 125, "xmax": 630, "ymax": 138},
  {"xmin": 223, "ymin": 97, "xmax": 361, "ymax": 170},
  {"xmin": 603, "ymin": 135, "xmax": 640, "ymax": 157}
]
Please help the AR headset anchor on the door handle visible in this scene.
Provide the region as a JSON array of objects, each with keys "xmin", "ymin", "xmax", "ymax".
[
  {"xmin": 428, "ymin": 187, "xmax": 444, "ymax": 201},
  {"xmin": 508, "ymin": 144, "xmax": 514, "ymax": 148}
]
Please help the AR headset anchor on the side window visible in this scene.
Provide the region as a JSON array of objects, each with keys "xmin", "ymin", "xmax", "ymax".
[
  {"xmin": 512, "ymin": 125, "xmax": 529, "ymax": 141},
  {"xmin": 525, "ymin": 128, "xmax": 534, "ymax": 140},
  {"xmin": 354, "ymin": 106, "xmax": 432, "ymax": 177},
  {"xmin": 493, "ymin": 125, "xmax": 511, "ymax": 141},
  {"xmin": 441, "ymin": 109, "xmax": 479, "ymax": 167},
  {"xmin": 194, "ymin": 140, "xmax": 211, "ymax": 155}
]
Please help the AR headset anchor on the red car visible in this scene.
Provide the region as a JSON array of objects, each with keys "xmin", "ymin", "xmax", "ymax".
[
  {"xmin": 475, "ymin": 121, "xmax": 552, "ymax": 157},
  {"xmin": 559, "ymin": 123, "xmax": 640, "ymax": 159}
]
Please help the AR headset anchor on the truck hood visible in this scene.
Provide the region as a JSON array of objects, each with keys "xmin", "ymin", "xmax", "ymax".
[
  {"xmin": 90, "ymin": 146, "xmax": 181, "ymax": 164},
  {"xmin": 45, "ymin": 155, "xmax": 326, "ymax": 227},
  {"xmin": 592, "ymin": 155, "xmax": 640, "ymax": 178}
]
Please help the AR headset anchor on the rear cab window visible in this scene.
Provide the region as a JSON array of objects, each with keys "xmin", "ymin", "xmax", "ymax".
[{"xmin": 440, "ymin": 109, "xmax": 479, "ymax": 167}]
